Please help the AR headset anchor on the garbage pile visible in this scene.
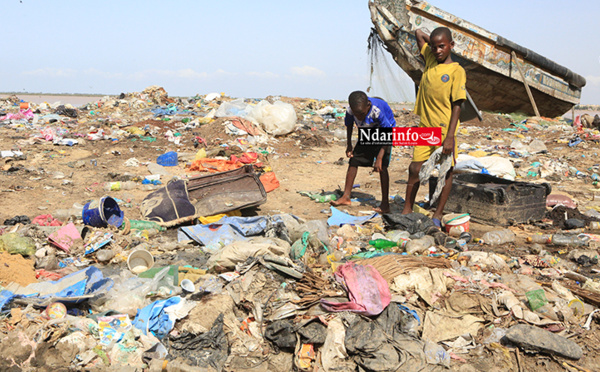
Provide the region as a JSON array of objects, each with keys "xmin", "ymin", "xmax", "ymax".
[{"xmin": 1, "ymin": 88, "xmax": 600, "ymax": 371}]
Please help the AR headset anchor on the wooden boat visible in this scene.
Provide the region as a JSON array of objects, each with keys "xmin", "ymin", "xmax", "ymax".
[{"xmin": 369, "ymin": 0, "xmax": 586, "ymax": 117}]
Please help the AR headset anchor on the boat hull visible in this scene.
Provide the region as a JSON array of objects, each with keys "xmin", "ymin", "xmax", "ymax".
[{"xmin": 370, "ymin": 0, "xmax": 584, "ymax": 117}]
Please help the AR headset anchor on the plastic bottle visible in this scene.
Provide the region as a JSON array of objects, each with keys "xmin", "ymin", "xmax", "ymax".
[
  {"xmin": 406, "ymin": 235, "xmax": 436, "ymax": 255},
  {"xmin": 314, "ymin": 194, "xmax": 338, "ymax": 203},
  {"xmin": 387, "ymin": 230, "xmax": 410, "ymax": 241},
  {"xmin": 333, "ymin": 128, "xmax": 347, "ymax": 140},
  {"xmin": 584, "ymin": 209, "xmax": 600, "ymax": 219},
  {"xmin": 131, "ymin": 228, "xmax": 160, "ymax": 239},
  {"xmin": 568, "ymin": 166, "xmax": 579, "ymax": 177},
  {"xmin": 104, "ymin": 181, "xmax": 136, "ymax": 191},
  {"xmin": 396, "ymin": 237, "xmax": 410, "ymax": 248},
  {"xmin": 481, "ymin": 229, "xmax": 515, "ymax": 245},
  {"xmin": 126, "ymin": 219, "xmax": 166, "ymax": 231},
  {"xmin": 527, "ymin": 234, "xmax": 552, "ymax": 244},
  {"xmin": 142, "ymin": 184, "xmax": 161, "ymax": 191},
  {"xmin": 53, "ymin": 208, "xmax": 83, "ymax": 221},
  {"xmin": 588, "ymin": 221, "xmax": 600, "ymax": 230},
  {"xmin": 96, "ymin": 249, "xmax": 115, "ymax": 262},
  {"xmin": 369, "ymin": 239, "xmax": 396, "ymax": 250},
  {"xmin": 551, "ymin": 234, "xmax": 588, "ymax": 247}
]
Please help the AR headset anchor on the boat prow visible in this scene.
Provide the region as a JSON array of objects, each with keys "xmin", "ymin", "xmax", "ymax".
[{"xmin": 369, "ymin": 0, "xmax": 586, "ymax": 117}]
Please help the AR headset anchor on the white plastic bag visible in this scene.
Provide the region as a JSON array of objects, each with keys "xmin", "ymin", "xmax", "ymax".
[
  {"xmin": 92, "ymin": 267, "xmax": 174, "ymax": 316},
  {"xmin": 455, "ymin": 154, "xmax": 516, "ymax": 180},
  {"xmin": 248, "ymin": 100, "xmax": 297, "ymax": 135},
  {"xmin": 215, "ymin": 98, "xmax": 252, "ymax": 118}
]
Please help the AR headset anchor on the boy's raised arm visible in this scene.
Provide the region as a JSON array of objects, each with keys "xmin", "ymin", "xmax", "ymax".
[{"xmin": 415, "ymin": 29, "xmax": 430, "ymax": 54}]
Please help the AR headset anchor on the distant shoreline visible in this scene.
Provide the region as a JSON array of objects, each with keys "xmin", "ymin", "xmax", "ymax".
[
  {"xmin": 0, "ymin": 93, "xmax": 109, "ymax": 106},
  {"xmin": 0, "ymin": 92, "xmax": 107, "ymax": 97},
  {"xmin": 1, "ymin": 92, "xmax": 597, "ymax": 116}
]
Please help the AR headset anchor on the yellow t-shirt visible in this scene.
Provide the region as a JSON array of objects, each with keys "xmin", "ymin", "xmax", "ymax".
[{"xmin": 414, "ymin": 44, "xmax": 467, "ymax": 135}]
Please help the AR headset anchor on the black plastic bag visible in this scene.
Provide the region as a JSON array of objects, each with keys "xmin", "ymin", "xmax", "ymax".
[
  {"xmin": 165, "ymin": 313, "xmax": 229, "ymax": 371},
  {"xmin": 382, "ymin": 212, "xmax": 434, "ymax": 234}
]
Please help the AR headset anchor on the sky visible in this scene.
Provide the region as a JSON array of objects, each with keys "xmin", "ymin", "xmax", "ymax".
[{"xmin": 3, "ymin": 0, "xmax": 600, "ymax": 104}]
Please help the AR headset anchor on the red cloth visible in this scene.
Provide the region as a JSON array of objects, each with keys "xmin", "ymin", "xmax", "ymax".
[
  {"xmin": 188, "ymin": 152, "xmax": 259, "ymax": 173},
  {"xmin": 32, "ymin": 214, "xmax": 62, "ymax": 226},
  {"xmin": 320, "ymin": 262, "xmax": 391, "ymax": 316},
  {"xmin": 188, "ymin": 158, "xmax": 242, "ymax": 173},
  {"xmin": 232, "ymin": 152, "xmax": 258, "ymax": 164},
  {"xmin": 36, "ymin": 269, "xmax": 64, "ymax": 281},
  {"xmin": 259, "ymin": 172, "xmax": 280, "ymax": 193}
]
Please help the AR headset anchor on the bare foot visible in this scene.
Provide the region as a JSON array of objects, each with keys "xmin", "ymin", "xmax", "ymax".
[
  {"xmin": 330, "ymin": 196, "xmax": 351, "ymax": 207},
  {"xmin": 400, "ymin": 207, "xmax": 412, "ymax": 215},
  {"xmin": 373, "ymin": 204, "xmax": 390, "ymax": 214}
]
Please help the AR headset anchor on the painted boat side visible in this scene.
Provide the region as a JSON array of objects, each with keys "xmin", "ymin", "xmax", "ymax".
[{"xmin": 370, "ymin": 0, "xmax": 583, "ymax": 116}]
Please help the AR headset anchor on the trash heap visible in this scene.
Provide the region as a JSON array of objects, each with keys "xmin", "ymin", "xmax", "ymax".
[{"xmin": 1, "ymin": 88, "xmax": 600, "ymax": 371}]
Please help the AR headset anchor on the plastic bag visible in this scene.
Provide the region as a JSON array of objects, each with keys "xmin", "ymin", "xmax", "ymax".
[
  {"xmin": 215, "ymin": 98, "xmax": 252, "ymax": 118},
  {"xmin": 92, "ymin": 267, "xmax": 174, "ymax": 316},
  {"xmin": 0, "ymin": 233, "xmax": 36, "ymax": 257},
  {"xmin": 455, "ymin": 155, "xmax": 516, "ymax": 180},
  {"xmin": 526, "ymin": 289, "xmax": 548, "ymax": 311},
  {"xmin": 424, "ymin": 340, "xmax": 450, "ymax": 368},
  {"xmin": 206, "ymin": 238, "xmax": 291, "ymax": 272},
  {"xmin": 248, "ymin": 100, "xmax": 297, "ymax": 136},
  {"xmin": 259, "ymin": 172, "xmax": 280, "ymax": 193},
  {"xmin": 197, "ymin": 275, "xmax": 223, "ymax": 294},
  {"xmin": 291, "ymin": 220, "xmax": 329, "ymax": 245}
]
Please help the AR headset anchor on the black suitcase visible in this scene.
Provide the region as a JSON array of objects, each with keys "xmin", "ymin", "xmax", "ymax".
[{"xmin": 430, "ymin": 173, "xmax": 551, "ymax": 225}]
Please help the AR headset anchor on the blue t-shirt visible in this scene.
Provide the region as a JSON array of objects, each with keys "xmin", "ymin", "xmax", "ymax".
[{"xmin": 344, "ymin": 97, "xmax": 396, "ymax": 128}]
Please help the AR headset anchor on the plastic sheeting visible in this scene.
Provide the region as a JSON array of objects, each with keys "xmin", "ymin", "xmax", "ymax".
[
  {"xmin": 321, "ymin": 262, "xmax": 391, "ymax": 316},
  {"xmin": 178, "ymin": 216, "xmax": 269, "ymax": 251},
  {"xmin": 133, "ymin": 296, "xmax": 181, "ymax": 339},
  {"xmin": 0, "ymin": 266, "xmax": 113, "ymax": 310},
  {"xmin": 327, "ymin": 206, "xmax": 378, "ymax": 227}
]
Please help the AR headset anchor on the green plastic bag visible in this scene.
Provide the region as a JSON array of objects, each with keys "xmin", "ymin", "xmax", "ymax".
[
  {"xmin": 291, "ymin": 232, "xmax": 310, "ymax": 260},
  {"xmin": 0, "ymin": 233, "xmax": 36, "ymax": 257},
  {"xmin": 526, "ymin": 289, "xmax": 548, "ymax": 311}
]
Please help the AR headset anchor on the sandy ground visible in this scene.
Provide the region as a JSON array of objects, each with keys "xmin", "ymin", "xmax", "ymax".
[
  {"xmin": 0, "ymin": 105, "xmax": 591, "ymax": 238},
  {"xmin": 2, "ymin": 93, "xmax": 600, "ymax": 371}
]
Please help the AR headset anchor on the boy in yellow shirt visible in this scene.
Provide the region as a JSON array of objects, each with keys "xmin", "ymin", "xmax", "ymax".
[{"xmin": 401, "ymin": 27, "xmax": 466, "ymax": 228}]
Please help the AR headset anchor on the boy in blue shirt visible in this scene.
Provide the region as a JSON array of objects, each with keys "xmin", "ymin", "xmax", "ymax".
[{"xmin": 331, "ymin": 91, "xmax": 396, "ymax": 213}]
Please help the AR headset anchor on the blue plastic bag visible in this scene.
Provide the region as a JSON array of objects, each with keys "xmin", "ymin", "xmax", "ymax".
[{"xmin": 157, "ymin": 151, "xmax": 178, "ymax": 166}]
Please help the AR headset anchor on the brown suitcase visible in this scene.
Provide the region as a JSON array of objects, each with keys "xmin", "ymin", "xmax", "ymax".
[{"xmin": 187, "ymin": 165, "xmax": 267, "ymax": 217}]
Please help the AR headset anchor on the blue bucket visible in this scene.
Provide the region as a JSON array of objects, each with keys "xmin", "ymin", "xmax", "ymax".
[{"xmin": 82, "ymin": 196, "xmax": 124, "ymax": 228}]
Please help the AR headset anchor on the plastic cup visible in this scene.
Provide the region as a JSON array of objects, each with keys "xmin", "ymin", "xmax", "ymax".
[
  {"xmin": 181, "ymin": 279, "xmax": 195, "ymax": 293},
  {"xmin": 127, "ymin": 249, "xmax": 154, "ymax": 274}
]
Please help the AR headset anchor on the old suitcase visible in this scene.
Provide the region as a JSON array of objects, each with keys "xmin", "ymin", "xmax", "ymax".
[
  {"xmin": 187, "ymin": 165, "xmax": 267, "ymax": 217},
  {"xmin": 430, "ymin": 173, "xmax": 551, "ymax": 225}
]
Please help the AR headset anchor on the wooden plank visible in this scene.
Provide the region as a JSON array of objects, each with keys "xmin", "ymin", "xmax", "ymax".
[{"xmin": 511, "ymin": 51, "xmax": 541, "ymax": 117}]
